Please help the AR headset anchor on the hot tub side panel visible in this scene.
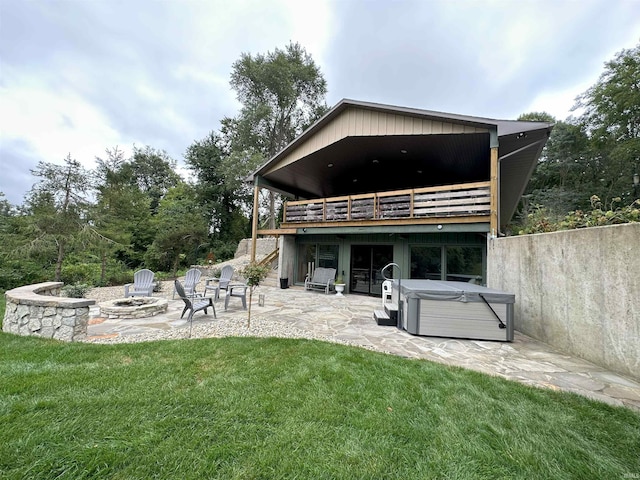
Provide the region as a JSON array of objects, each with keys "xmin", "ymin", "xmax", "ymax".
[
  {"xmin": 395, "ymin": 280, "xmax": 514, "ymax": 342},
  {"xmin": 416, "ymin": 299, "xmax": 512, "ymax": 341}
]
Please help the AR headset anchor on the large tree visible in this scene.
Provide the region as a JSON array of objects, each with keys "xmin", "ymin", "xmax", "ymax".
[
  {"xmin": 574, "ymin": 42, "xmax": 640, "ymax": 204},
  {"xmin": 184, "ymin": 132, "xmax": 250, "ymax": 248},
  {"xmin": 519, "ymin": 42, "xmax": 640, "ymax": 223},
  {"xmin": 124, "ymin": 145, "xmax": 181, "ymax": 213},
  {"xmin": 92, "ymin": 147, "xmax": 152, "ymax": 281},
  {"xmin": 25, "ymin": 154, "xmax": 93, "ymax": 281},
  {"xmin": 144, "ymin": 183, "xmax": 209, "ymax": 276},
  {"xmin": 222, "ymin": 42, "xmax": 329, "ymax": 228}
]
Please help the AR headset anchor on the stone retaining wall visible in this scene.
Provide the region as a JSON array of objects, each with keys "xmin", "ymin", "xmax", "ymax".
[
  {"xmin": 234, "ymin": 237, "xmax": 278, "ymax": 258},
  {"xmin": 3, "ymin": 282, "xmax": 96, "ymax": 342}
]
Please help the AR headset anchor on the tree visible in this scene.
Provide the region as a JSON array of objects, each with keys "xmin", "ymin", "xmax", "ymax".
[
  {"xmin": 184, "ymin": 132, "xmax": 250, "ymax": 248},
  {"xmin": 575, "ymin": 43, "xmax": 640, "ymax": 144},
  {"xmin": 92, "ymin": 147, "xmax": 151, "ymax": 282},
  {"xmin": 125, "ymin": 145, "xmax": 181, "ymax": 213},
  {"xmin": 523, "ymin": 120, "xmax": 593, "ymax": 215},
  {"xmin": 516, "ymin": 43, "xmax": 640, "ymax": 226},
  {"xmin": 0, "ymin": 191, "xmax": 12, "ymax": 217},
  {"xmin": 144, "ymin": 183, "xmax": 209, "ymax": 276},
  {"xmin": 574, "ymin": 42, "xmax": 640, "ymax": 203},
  {"xmin": 238, "ymin": 262, "xmax": 270, "ymax": 328},
  {"xmin": 25, "ymin": 154, "xmax": 93, "ymax": 281},
  {"xmin": 517, "ymin": 112, "xmax": 556, "ymax": 124},
  {"xmin": 223, "ymin": 42, "xmax": 329, "ymax": 228}
]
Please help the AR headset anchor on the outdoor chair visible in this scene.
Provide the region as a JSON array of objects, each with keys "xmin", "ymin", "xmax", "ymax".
[
  {"xmin": 224, "ymin": 284, "xmax": 248, "ymax": 311},
  {"xmin": 204, "ymin": 265, "xmax": 234, "ymax": 301},
  {"xmin": 124, "ymin": 269, "xmax": 155, "ymax": 297},
  {"xmin": 173, "ymin": 268, "xmax": 202, "ymax": 299},
  {"xmin": 304, "ymin": 267, "xmax": 336, "ymax": 294},
  {"xmin": 175, "ymin": 279, "xmax": 216, "ymax": 322}
]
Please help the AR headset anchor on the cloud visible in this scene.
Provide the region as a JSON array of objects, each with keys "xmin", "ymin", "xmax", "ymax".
[
  {"xmin": 323, "ymin": 0, "xmax": 640, "ymax": 119},
  {"xmin": 0, "ymin": 0, "xmax": 638, "ymax": 206}
]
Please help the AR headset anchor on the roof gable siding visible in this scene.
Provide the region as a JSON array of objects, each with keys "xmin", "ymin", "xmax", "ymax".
[{"xmin": 265, "ymin": 106, "xmax": 488, "ymax": 175}]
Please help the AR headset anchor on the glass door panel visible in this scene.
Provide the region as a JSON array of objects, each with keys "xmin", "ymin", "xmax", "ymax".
[
  {"xmin": 370, "ymin": 245, "xmax": 393, "ymax": 296},
  {"xmin": 350, "ymin": 245, "xmax": 370, "ymax": 294},
  {"xmin": 350, "ymin": 245, "xmax": 393, "ymax": 296}
]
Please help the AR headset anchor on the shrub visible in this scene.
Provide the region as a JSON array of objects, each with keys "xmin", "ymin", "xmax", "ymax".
[
  {"xmin": 515, "ymin": 197, "xmax": 639, "ymax": 235},
  {"xmin": 61, "ymin": 283, "xmax": 91, "ymax": 298},
  {"xmin": 210, "ymin": 241, "xmax": 237, "ymax": 263},
  {"xmin": 61, "ymin": 263, "xmax": 98, "ymax": 285}
]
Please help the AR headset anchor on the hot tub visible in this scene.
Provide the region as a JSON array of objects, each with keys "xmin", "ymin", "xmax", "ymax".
[{"xmin": 392, "ymin": 280, "xmax": 515, "ymax": 342}]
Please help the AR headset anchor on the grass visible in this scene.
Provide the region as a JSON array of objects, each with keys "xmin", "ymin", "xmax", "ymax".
[
  {"xmin": 0, "ymin": 292, "xmax": 5, "ymax": 328},
  {"xmin": 1, "ymin": 333, "xmax": 638, "ymax": 479}
]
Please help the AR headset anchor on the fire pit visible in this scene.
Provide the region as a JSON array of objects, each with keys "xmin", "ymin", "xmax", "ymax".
[{"xmin": 100, "ymin": 297, "xmax": 168, "ymax": 319}]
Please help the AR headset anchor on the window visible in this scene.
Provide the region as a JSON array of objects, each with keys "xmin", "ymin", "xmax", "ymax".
[
  {"xmin": 410, "ymin": 246, "xmax": 441, "ymax": 280},
  {"xmin": 296, "ymin": 243, "xmax": 339, "ymax": 283},
  {"xmin": 410, "ymin": 245, "xmax": 484, "ymax": 284},
  {"xmin": 446, "ymin": 246, "xmax": 483, "ymax": 283}
]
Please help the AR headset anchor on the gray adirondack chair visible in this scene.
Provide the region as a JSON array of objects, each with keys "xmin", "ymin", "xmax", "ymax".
[
  {"xmin": 124, "ymin": 269, "xmax": 155, "ymax": 297},
  {"xmin": 173, "ymin": 268, "xmax": 202, "ymax": 299},
  {"xmin": 225, "ymin": 284, "xmax": 247, "ymax": 311},
  {"xmin": 175, "ymin": 279, "xmax": 216, "ymax": 322},
  {"xmin": 205, "ymin": 265, "xmax": 234, "ymax": 301}
]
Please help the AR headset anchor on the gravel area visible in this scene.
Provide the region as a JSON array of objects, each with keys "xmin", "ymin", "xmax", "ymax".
[
  {"xmin": 84, "ymin": 261, "xmax": 363, "ymax": 348},
  {"xmin": 86, "ymin": 280, "xmax": 176, "ymax": 304}
]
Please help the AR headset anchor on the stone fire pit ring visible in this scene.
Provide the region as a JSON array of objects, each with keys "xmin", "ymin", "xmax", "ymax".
[{"xmin": 100, "ymin": 297, "xmax": 168, "ymax": 319}]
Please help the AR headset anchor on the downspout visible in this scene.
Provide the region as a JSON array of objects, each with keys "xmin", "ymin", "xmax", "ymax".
[{"xmin": 489, "ymin": 128, "xmax": 500, "ymax": 238}]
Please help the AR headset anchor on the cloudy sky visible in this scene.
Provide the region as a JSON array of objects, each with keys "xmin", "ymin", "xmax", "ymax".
[{"xmin": 1, "ymin": 0, "xmax": 639, "ymax": 206}]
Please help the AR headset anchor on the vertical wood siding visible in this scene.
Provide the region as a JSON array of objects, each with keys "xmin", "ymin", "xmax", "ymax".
[{"xmin": 266, "ymin": 107, "xmax": 488, "ymax": 174}]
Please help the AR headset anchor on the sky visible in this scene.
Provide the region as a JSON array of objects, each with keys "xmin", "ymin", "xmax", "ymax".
[{"xmin": 1, "ymin": 0, "xmax": 639, "ymax": 206}]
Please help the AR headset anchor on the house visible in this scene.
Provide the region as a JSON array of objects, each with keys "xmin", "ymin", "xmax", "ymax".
[{"xmin": 248, "ymin": 99, "xmax": 553, "ymax": 295}]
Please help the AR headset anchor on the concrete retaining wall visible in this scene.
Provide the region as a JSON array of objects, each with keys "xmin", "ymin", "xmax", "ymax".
[
  {"xmin": 3, "ymin": 282, "xmax": 96, "ymax": 342},
  {"xmin": 487, "ymin": 223, "xmax": 639, "ymax": 380}
]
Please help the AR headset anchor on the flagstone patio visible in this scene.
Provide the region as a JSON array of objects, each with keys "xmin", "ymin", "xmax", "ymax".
[{"xmin": 86, "ymin": 284, "xmax": 640, "ymax": 411}]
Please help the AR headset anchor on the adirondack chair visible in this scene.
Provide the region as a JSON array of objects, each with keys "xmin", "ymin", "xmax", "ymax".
[
  {"xmin": 224, "ymin": 284, "xmax": 248, "ymax": 311},
  {"xmin": 175, "ymin": 279, "xmax": 216, "ymax": 322},
  {"xmin": 173, "ymin": 268, "xmax": 202, "ymax": 299},
  {"xmin": 304, "ymin": 267, "xmax": 336, "ymax": 294},
  {"xmin": 204, "ymin": 265, "xmax": 234, "ymax": 301},
  {"xmin": 124, "ymin": 269, "xmax": 155, "ymax": 297}
]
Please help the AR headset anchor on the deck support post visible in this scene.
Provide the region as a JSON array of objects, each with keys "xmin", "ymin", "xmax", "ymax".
[
  {"xmin": 490, "ymin": 146, "xmax": 499, "ymax": 237},
  {"xmin": 251, "ymin": 184, "xmax": 260, "ymax": 262}
]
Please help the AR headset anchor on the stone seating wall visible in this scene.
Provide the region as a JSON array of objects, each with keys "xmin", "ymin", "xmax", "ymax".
[{"xmin": 2, "ymin": 282, "xmax": 95, "ymax": 342}]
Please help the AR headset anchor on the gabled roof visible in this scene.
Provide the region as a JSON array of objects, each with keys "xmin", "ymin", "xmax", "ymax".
[{"xmin": 250, "ymin": 99, "xmax": 553, "ymax": 225}]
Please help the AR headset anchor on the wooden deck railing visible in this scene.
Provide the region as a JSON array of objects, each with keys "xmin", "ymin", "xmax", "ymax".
[{"xmin": 283, "ymin": 181, "xmax": 491, "ymax": 225}]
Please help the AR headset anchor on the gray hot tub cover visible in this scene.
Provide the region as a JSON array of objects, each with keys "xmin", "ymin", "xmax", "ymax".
[{"xmin": 395, "ymin": 280, "xmax": 515, "ymax": 304}]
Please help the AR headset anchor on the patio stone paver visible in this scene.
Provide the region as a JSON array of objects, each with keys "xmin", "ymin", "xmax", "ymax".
[{"xmin": 86, "ymin": 285, "xmax": 640, "ymax": 412}]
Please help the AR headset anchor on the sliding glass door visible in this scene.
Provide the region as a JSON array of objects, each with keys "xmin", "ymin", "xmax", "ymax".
[{"xmin": 350, "ymin": 245, "xmax": 394, "ymax": 296}]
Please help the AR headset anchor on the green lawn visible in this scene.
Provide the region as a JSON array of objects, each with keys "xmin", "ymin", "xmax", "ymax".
[
  {"xmin": 1, "ymin": 333, "xmax": 638, "ymax": 479},
  {"xmin": 0, "ymin": 292, "xmax": 5, "ymax": 328}
]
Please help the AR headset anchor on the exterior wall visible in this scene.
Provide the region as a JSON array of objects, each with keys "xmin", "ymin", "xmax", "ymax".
[
  {"xmin": 3, "ymin": 282, "xmax": 95, "ymax": 342},
  {"xmin": 487, "ymin": 223, "xmax": 640, "ymax": 380},
  {"xmin": 293, "ymin": 231, "xmax": 487, "ymax": 291}
]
